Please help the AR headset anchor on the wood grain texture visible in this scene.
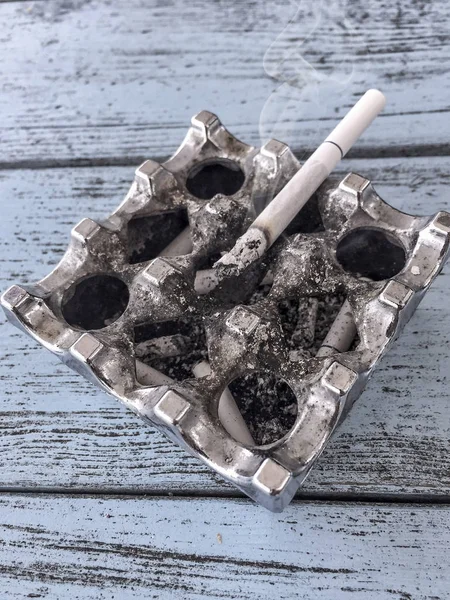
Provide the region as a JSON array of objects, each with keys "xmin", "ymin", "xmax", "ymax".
[
  {"xmin": 1, "ymin": 155, "xmax": 449, "ymax": 496},
  {"xmin": 1, "ymin": 1, "xmax": 449, "ymax": 595},
  {"xmin": 0, "ymin": 494, "xmax": 448, "ymax": 599},
  {"xmin": 0, "ymin": 0, "xmax": 449, "ymax": 167}
]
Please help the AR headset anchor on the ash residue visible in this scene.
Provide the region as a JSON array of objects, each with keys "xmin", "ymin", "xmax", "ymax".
[
  {"xmin": 229, "ymin": 372, "xmax": 298, "ymax": 446},
  {"xmin": 227, "ymin": 293, "xmax": 348, "ymax": 445},
  {"xmin": 247, "ymin": 283, "xmax": 273, "ymax": 305},
  {"xmin": 127, "ymin": 210, "xmax": 189, "ymax": 264},
  {"xmin": 214, "ymin": 228, "xmax": 268, "ymax": 278},
  {"xmin": 186, "ymin": 161, "xmax": 245, "ymax": 200},
  {"xmin": 134, "ymin": 292, "xmax": 355, "ymax": 446},
  {"xmin": 128, "ymin": 195, "xmax": 355, "ymax": 447}
]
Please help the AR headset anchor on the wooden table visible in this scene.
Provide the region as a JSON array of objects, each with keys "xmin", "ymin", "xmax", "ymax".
[{"xmin": 1, "ymin": 1, "xmax": 449, "ymax": 597}]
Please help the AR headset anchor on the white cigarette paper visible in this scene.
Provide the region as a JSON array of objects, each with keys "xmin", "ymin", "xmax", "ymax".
[
  {"xmin": 193, "ymin": 268, "xmax": 273, "ymax": 296},
  {"xmin": 135, "ymin": 360, "xmax": 173, "ymax": 386},
  {"xmin": 158, "ymin": 227, "xmax": 193, "ymax": 257},
  {"xmin": 316, "ymin": 300, "xmax": 357, "ymax": 357},
  {"xmin": 214, "ymin": 89, "xmax": 386, "ymax": 277}
]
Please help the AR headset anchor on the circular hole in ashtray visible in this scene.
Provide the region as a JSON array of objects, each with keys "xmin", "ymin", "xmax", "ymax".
[
  {"xmin": 186, "ymin": 159, "xmax": 245, "ymax": 200},
  {"xmin": 336, "ymin": 227, "xmax": 406, "ymax": 281},
  {"xmin": 62, "ymin": 274, "xmax": 129, "ymax": 330},
  {"xmin": 227, "ymin": 371, "xmax": 298, "ymax": 446}
]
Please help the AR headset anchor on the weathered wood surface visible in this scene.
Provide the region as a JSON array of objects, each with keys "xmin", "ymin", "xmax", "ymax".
[
  {"xmin": 0, "ymin": 0, "xmax": 449, "ymax": 168},
  {"xmin": 1, "ymin": 0, "xmax": 450, "ymax": 595},
  {"xmin": 1, "ymin": 156, "xmax": 449, "ymax": 496},
  {"xmin": 0, "ymin": 494, "xmax": 448, "ymax": 599}
]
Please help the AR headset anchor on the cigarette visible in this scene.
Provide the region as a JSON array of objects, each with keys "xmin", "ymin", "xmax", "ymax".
[
  {"xmin": 158, "ymin": 227, "xmax": 193, "ymax": 257},
  {"xmin": 135, "ymin": 360, "xmax": 173, "ymax": 386},
  {"xmin": 316, "ymin": 300, "xmax": 357, "ymax": 357},
  {"xmin": 213, "ymin": 89, "xmax": 386, "ymax": 278},
  {"xmin": 193, "ymin": 268, "xmax": 273, "ymax": 295},
  {"xmin": 192, "ymin": 360, "xmax": 255, "ymax": 446},
  {"xmin": 292, "ymin": 297, "xmax": 318, "ymax": 346},
  {"xmin": 135, "ymin": 334, "xmax": 191, "ymax": 359}
]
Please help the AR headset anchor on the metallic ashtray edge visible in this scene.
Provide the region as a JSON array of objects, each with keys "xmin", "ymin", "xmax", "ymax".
[{"xmin": 2, "ymin": 111, "xmax": 450, "ymax": 511}]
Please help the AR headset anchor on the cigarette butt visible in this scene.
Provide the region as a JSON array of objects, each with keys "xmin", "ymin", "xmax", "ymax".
[
  {"xmin": 135, "ymin": 334, "xmax": 191, "ymax": 359},
  {"xmin": 135, "ymin": 360, "xmax": 173, "ymax": 386},
  {"xmin": 193, "ymin": 268, "xmax": 273, "ymax": 296},
  {"xmin": 316, "ymin": 300, "xmax": 357, "ymax": 357},
  {"xmin": 136, "ymin": 358, "xmax": 255, "ymax": 446},
  {"xmin": 193, "ymin": 360, "xmax": 255, "ymax": 446},
  {"xmin": 158, "ymin": 227, "xmax": 192, "ymax": 257},
  {"xmin": 292, "ymin": 297, "xmax": 319, "ymax": 346}
]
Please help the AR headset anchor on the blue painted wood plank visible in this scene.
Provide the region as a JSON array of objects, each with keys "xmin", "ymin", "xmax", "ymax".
[
  {"xmin": 0, "ymin": 494, "xmax": 448, "ymax": 599},
  {"xmin": 0, "ymin": 0, "xmax": 448, "ymax": 166},
  {"xmin": 0, "ymin": 156, "xmax": 449, "ymax": 495}
]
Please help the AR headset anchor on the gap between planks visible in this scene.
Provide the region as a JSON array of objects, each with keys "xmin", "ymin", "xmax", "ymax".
[
  {"xmin": 0, "ymin": 487, "xmax": 449, "ymax": 506},
  {"xmin": 0, "ymin": 143, "xmax": 449, "ymax": 172}
]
